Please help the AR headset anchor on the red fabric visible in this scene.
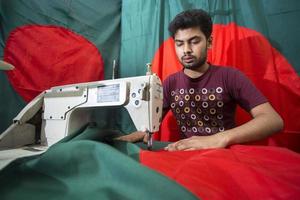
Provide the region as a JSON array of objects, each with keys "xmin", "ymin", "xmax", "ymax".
[
  {"xmin": 141, "ymin": 145, "xmax": 300, "ymax": 199},
  {"xmin": 152, "ymin": 23, "xmax": 300, "ymax": 152},
  {"xmin": 4, "ymin": 25, "xmax": 104, "ymax": 102}
]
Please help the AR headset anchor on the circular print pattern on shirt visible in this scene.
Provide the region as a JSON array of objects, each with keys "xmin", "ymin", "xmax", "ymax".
[{"xmin": 171, "ymin": 87, "xmax": 225, "ymax": 137}]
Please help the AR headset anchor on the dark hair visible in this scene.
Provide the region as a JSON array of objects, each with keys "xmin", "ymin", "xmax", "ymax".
[{"xmin": 168, "ymin": 9, "xmax": 212, "ymax": 39}]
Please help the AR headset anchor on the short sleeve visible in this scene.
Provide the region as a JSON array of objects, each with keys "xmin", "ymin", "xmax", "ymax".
[
  {"xmin": 163, "ymin": 76, "xmax": 171, "ymax": 109},
  {"xmin": 229, "ymin": 69, "xmax": 268, "ymax": 112}
]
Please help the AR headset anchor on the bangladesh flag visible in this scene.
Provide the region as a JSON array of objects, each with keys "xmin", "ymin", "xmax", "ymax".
[
  {"xmin": 1, "ymin": 1, "xmax": 300, "ymax": 199},
  {"xmin": 2, "ymin": 1, "xmax": 299, "ymax": 150},
  {"xmin": 120, "ymin": 0, "xmax": 300, "ymax": 152},
  {"xmin": 0, "ymin": 0, "xmax": 121, "ymax": 133}
]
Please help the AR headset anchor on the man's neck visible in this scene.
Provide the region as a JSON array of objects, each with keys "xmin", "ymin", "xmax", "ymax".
[{"xmin": 183, "ymin": 63, "xmax": 210, "ymax": 79}]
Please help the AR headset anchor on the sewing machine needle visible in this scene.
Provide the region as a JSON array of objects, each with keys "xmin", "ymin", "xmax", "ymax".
[{"xmin": 147, "ymin": 132, "xmax": 153, "ymax": 150}]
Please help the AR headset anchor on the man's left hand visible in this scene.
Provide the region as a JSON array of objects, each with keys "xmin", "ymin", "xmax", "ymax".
[{"xmin": 164, "ymin": 134, "xmax": 228, "ymax": 151}]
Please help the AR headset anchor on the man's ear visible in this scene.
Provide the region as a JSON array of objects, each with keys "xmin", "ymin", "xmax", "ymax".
[{"xmin": 207, "ymin": 36, "xmax": 213, "ymax": 49}]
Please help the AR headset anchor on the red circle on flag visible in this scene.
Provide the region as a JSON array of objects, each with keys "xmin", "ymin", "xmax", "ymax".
[{"xmin": 4, "ymin": 25, "xmax": 104, "ymax": 102}]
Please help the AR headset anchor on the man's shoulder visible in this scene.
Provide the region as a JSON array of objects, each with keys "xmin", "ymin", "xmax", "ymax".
[
  {"xmin": 210, "ymin": 65, "xmax": 243, "ymax": 77},
  {"xmin": 211, "ymin": 64, "xmax": 240, "ymax": 73}
]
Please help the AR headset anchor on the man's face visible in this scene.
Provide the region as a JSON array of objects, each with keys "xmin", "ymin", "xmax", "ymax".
[{"xmin": 174, "ymin": 27, "xmax": 212, "ymax": 70}]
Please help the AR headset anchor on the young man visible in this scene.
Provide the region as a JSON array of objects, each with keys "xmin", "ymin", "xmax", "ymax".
[{"xmin": 118, "ymin": 9, "xmax": 283, "ymax": 151}]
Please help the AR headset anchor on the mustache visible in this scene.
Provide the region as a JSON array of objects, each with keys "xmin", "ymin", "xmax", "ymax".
[{"xmin": 181, "ymin": 55, "xmax": 195, "ymax": 60}]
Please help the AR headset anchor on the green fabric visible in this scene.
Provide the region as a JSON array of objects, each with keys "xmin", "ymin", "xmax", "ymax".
[
  {"xmin": 0, "ymin": 124, "xmax": 197, "ymax": 200},
  {"xmin": 0, "ymin": 72, "xmax": 26, "ymax": 133}
]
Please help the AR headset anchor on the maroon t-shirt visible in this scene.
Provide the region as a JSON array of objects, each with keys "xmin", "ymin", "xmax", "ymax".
[{"xmin": 163, "ymin": 65, "xmax": 268, "ymax": 138}]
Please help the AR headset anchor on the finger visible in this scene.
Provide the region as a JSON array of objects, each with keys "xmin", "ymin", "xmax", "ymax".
[
  {"xmin": 114, "ymin": 132, "xmax": 146, "ymax": 142},
  {"xmin": 183, "ymin": 148, "xmax": 196, "ymax": 151},
  {"xmin": 170, "ymin": 141, "xmax": 187, "ymax": 151},
  {"xmin": 114, "ymin": 135, "xmax": 125, "ymax": 140},
  {"xmin": 164, "ymin": 144, "xmax": 173, "ymax": 150},
  {"xmin": 114, "ymin": 135, "xmax": 134, "ymax": 142},
  {"xmin": 164, "ymin": 144, "xmax": 175, "ymax": 151},
  {"xmin": 173, "ymin": 139, "xmax": 190, "ymax": 149},
  {"xmin": 165, "ymin": 143, "xmax": 178, "ymax": 151},
  {"xmin": 143, "ymin": 134, "xmax": 149, "ymax": 143}
]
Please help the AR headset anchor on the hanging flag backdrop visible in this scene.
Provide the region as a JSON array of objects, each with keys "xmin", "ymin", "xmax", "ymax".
[
  {"xmin": 120, "ymin": 0, "xmax": 300, "ymax": 151},
  {"xmin": 0, "ymin": 0, "xmax": 299, "ymax": 151},
  {"xmin": 1, "ymin": 1, "xmax": 300, "ymax": 199},
  {"xmin": 0, "ymin": 0, "xmax": 121, "ymax": 133}
]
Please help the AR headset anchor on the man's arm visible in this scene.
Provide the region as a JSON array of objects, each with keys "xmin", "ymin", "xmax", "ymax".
[
  {"xmin": 165, "ymin": 102, "xmax": 284, "ymax": 151},
  {"xmin": 115, "ymin": 108, "xmax": 170, "ymax": 143},
  {"xmin": 221, "ymin": 102, "xmax": 283, "ymax": 146}
]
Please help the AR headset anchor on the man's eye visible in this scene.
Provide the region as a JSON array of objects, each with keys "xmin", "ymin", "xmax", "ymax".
[
  {"xmin": 191, "ymin": 40, "xmax": 200, "ymax": 45},
  {"xmin": 176, "ymin": 42, "xmax": 183, "ymax": 47}
]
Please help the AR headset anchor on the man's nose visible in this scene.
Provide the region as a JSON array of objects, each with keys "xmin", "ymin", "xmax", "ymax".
[{"xmin": 183, "ymin": 43, "xmax": 192, "ymax": 54}]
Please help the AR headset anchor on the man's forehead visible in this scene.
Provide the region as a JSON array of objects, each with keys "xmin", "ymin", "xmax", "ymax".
[{"xmin": 174, "ymin": 27, "xmax": 205, "ymax": 40}]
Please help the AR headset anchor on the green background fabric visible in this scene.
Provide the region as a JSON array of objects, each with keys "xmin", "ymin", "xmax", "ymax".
[{"xmin": 0, "ymin": 124, "xmax": 197, "ymax": 200}]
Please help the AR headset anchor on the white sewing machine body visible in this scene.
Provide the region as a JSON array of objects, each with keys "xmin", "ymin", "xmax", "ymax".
[
  {"xmin": 0, "ymin": 74, "xmax": 163, "ymax": 168},
  {"xmin": 41, "ymin": 74, "xmax": 163, "ymax": 146}
]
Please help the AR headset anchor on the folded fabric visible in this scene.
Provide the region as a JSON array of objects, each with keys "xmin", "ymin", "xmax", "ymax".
[
  {"xmin": 141, "ymin": 145, "xmax": 300, "ymax": 199},
  {"xmin": 0, "ymin": 124, "xmax": 197, "ymax": 200}
]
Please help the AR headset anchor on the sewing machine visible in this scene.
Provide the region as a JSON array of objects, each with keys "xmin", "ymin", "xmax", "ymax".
[{"xmin": 0, "ymin": 72, "xmax": 163, "ymax": 168}]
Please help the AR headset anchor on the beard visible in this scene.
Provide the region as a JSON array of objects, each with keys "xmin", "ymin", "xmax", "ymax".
[
  {"xmin": 181, "ymin": 54, "xmax": 207, "ymax": 70},
  {"xmin": 180, "ymin": 45, "xmax": 208, "ymax": 70}
]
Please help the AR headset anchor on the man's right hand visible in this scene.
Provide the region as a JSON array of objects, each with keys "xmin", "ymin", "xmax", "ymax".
[{"xmin": 114, "ymin": 131, "xmax": 148, "ymax": 143}]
